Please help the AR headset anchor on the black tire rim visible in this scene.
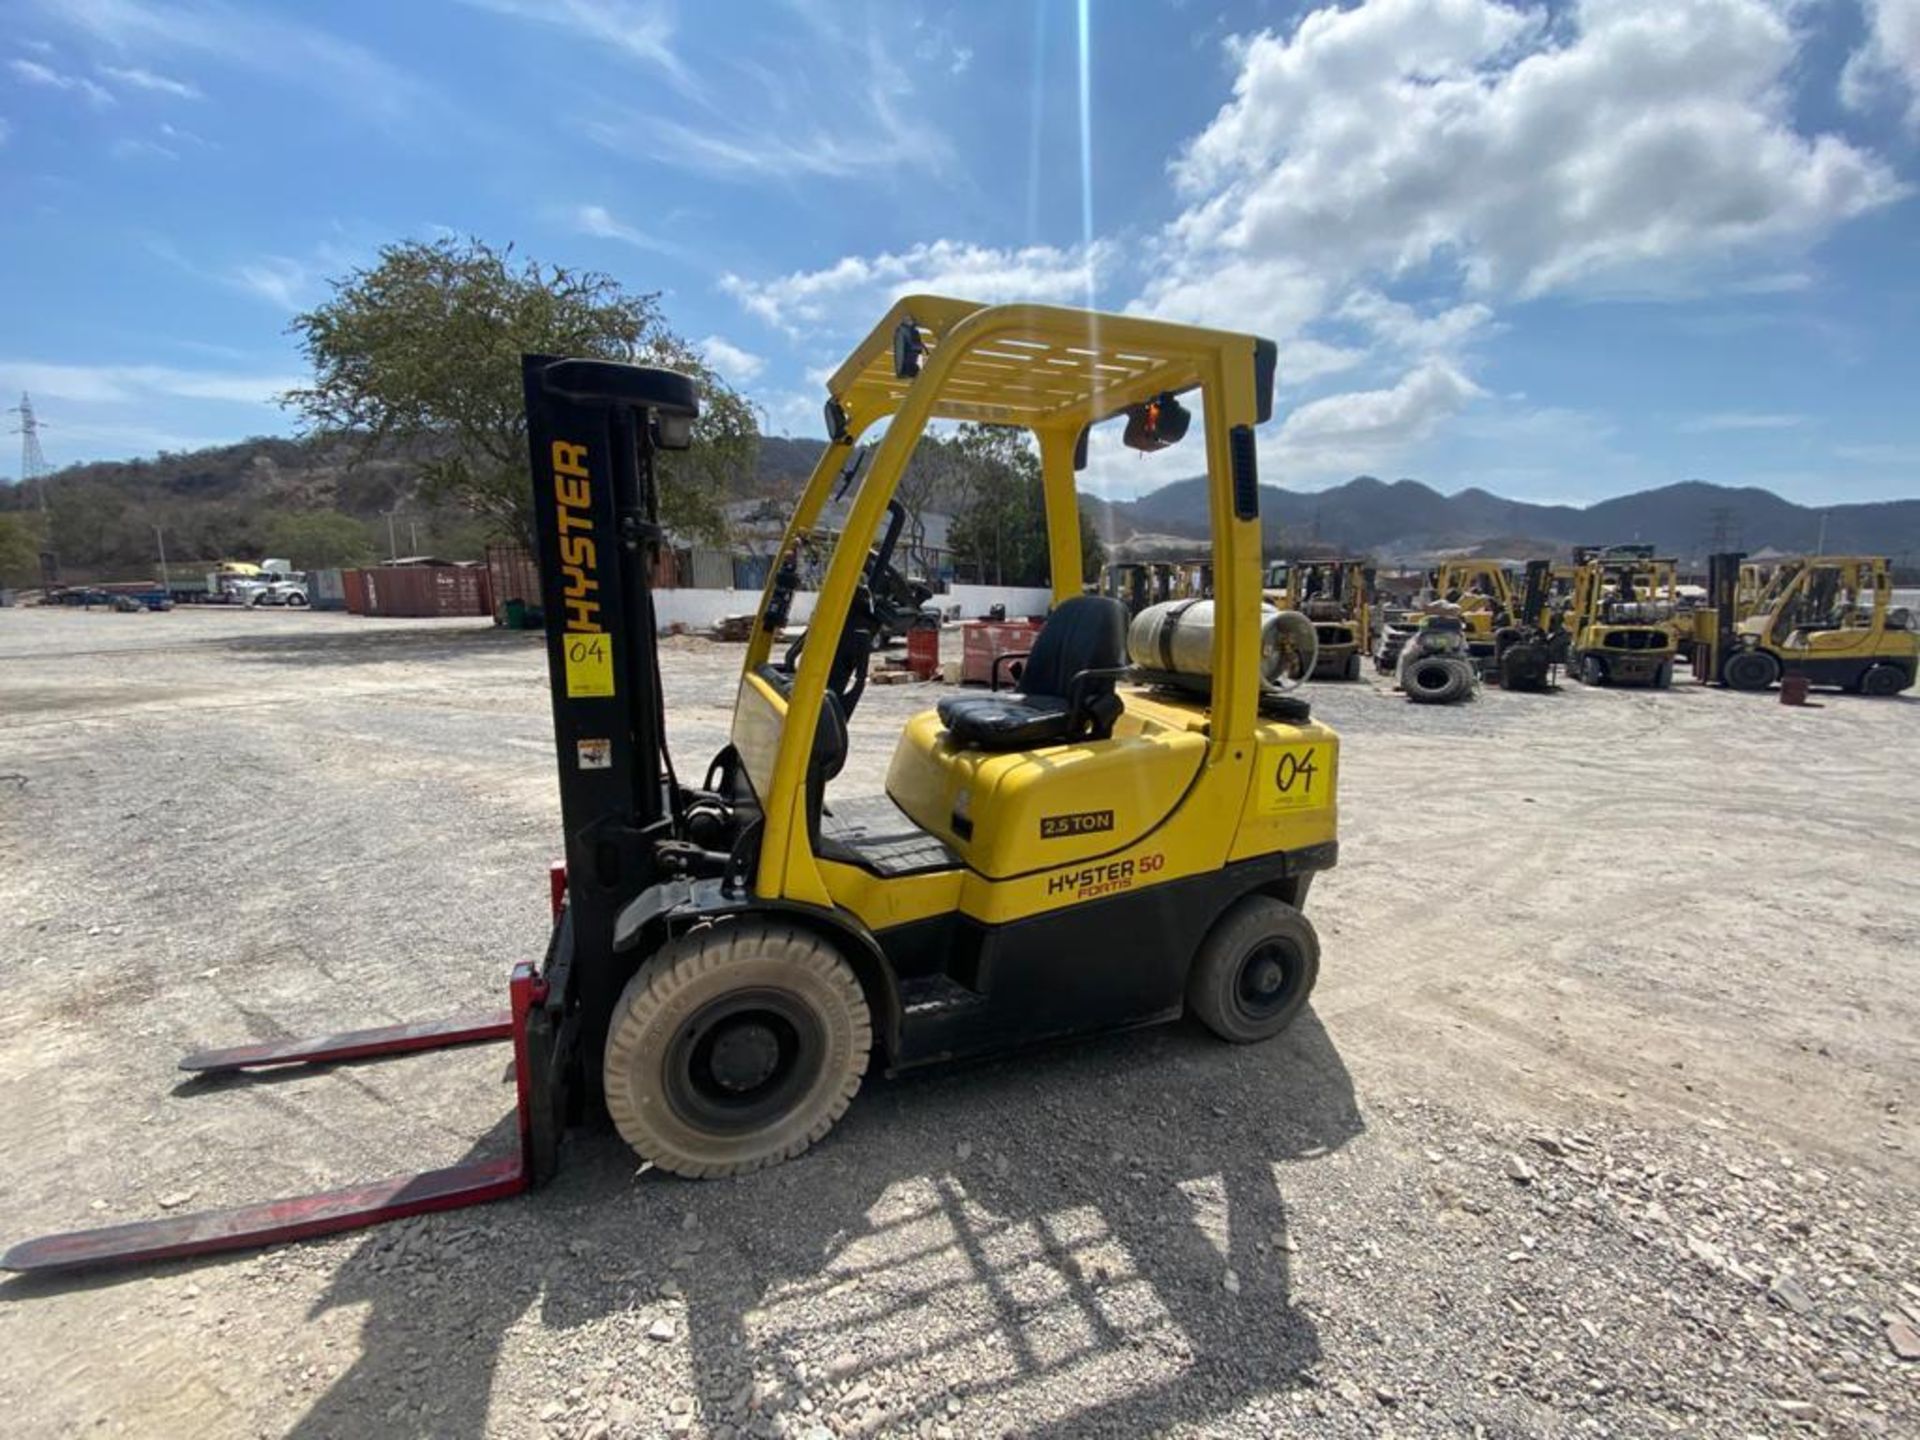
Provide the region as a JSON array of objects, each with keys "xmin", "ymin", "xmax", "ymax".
[
  {"xmin": 664, "ymin": 987, "xmax": 826, "ymax": 1135},
  {"xmin": 1232, "ymin": 939, "xmax": 1304, "ymax": 1026}
]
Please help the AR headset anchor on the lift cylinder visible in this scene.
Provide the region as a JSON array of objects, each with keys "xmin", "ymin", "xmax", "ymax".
[{"xmin": 1127, "ymin": 599, "xmax": 1317, "ymax": 687}]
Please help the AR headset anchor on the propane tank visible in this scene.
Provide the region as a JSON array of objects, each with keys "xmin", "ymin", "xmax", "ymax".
[{"xmin": 1127, "ymin": 599, "xmax": 1319, "ymax": 690}]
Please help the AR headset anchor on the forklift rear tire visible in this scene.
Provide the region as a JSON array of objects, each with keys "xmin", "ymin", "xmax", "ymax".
[
  {"xmin": 1653, "ymin": 660, "xmax": 1673, "ymax": 689},
  {"xmin": 1581, "ymin": 655, "xmax": 1607, "ymax": 686},
  {"xmin": 1343, "ymin": 651, "xmax": 1362, "ymax": 682},
  {"xmin": 1187, "ymin": 896, "xmax": 1319, "ymax": 1044},
  {"xmin": 603, "ymin": 921, "xmax": 872, "ymax": 1178},
  {"xmin": 1723, "ymin": 650, "xmax": 1779, "ymax": 692}
]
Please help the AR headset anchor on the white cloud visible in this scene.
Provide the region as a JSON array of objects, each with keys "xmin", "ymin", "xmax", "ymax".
[
  {"xmin": 230, "ymin": 257, "xmax": 309, "ymax": 310},
  {"xmin": 722, "ymin": 239, "xmax": 1110, "ymax": 337},
  {"xmin": 0, "ymin": 361, "xmax": 297, "ymax": 406},
  {"xmin": 1679, "ymin": 411, "xmax": 1805, "ymax": 433},
  {"xmin": 698, "ymin": 335, "xmax": 765, "ymax": 384},
  {"xmin": 579, "ymin": 4, "xmax": 952, "ymax": 182},
  {"xmin": 459, "ymin": 0, "xmax": 695, "ymax": 96},
  {"xmin": 111, "ymin": 133, "xmax": 178, "ymax": 161},
  {"xmin": 1842, "ymin": 0, "xmax": 1920, "ymax": 127},
  {"xmin": 572, "ymin": 203, "xmax": 687, "ymax": 260},
  {"xmin": 1834, "ymin": 441, "xmax": 1920, "ymax": 465},
  {"xmin": 1336, "ymin": 292, "xmax": 1494, "ymax": 358},
  {"xmin": 1162, "ymin": 0, "xmax": 1902, "ymax": 307},
  {"xmin": 1271, "ymin": 360, "xmax": 1484, "ymax": 479},
  {"xmin": 10, "ymin": 57, "xmax": 116, "ymax": 107},
  {"xmin": 1126, "ymin": 0, "xmax": 1907, "ymax": 483},
  {"xmin": 31, "ymin": 0, "xmax": 444, "ymax": 127},
  {"xmin": 99, "ymin": 64, "xmax": 202, "ymax": 99}
]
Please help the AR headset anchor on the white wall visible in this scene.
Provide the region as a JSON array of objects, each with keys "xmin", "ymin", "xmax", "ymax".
[
  {"xmin": 649, "ymin": 582, "xmax": 1052, "ymax": 631},
  {"xmin": 941, "ymin": 583, "xmax": 1053, "ymax": 620},
  {"xmin": 653, "ymin": 589, "xmax": 816, "ymax": 632}
]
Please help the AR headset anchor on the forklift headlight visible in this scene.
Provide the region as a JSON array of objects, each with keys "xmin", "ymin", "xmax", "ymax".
[{"xmin": 652, "ymin": 411, "xmax": 694, "ymax": 451}]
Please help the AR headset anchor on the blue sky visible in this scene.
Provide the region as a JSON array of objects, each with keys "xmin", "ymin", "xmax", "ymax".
[{"xmin": 3, "ymin": 0, "xmax": 1918, "ymax": 505}]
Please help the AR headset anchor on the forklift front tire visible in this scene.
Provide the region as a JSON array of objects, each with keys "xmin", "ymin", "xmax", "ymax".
[
  {"xmin": 603, "ymin": 921, "xmax": 872, "ymax": 1178},
  {"xmin": 1187, "ymin": 896, "xmax": 1320, "ymax": 1045},
  {"xmin": 1723, "ymin": 649, "xmax": 1779, "ymax": 692}
]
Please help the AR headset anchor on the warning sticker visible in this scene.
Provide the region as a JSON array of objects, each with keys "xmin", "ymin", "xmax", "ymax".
[
  {"xmin": 564, "ymin": 633, "xmax": 614, "ymax": 698},
  {"xmin": 1259, "ymin": 741, "xmax": 1333, "ymax": 814},
  {"xmin": 577, "ymin": 737, "xmax": 612, "ymax": 770}
]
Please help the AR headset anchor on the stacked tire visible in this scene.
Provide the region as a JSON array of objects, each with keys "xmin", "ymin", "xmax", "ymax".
[{"xmin": 1397, "ymin": 646, "xmax": 1475, "ymax": 704}]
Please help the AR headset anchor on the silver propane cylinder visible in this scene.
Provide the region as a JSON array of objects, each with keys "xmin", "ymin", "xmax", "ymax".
[{"xmin": 1126, "ymin": 599, "xmax": 1318, "ymax": 690}]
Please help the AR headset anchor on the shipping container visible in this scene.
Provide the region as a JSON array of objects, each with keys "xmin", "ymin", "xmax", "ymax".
[
  {"xmin": 486, "ymin": 544, "xmax": 542, "ymax": 618},
  {"xmin": 347, "ymin": 565, "xmax": 493, "ymax": 618}
]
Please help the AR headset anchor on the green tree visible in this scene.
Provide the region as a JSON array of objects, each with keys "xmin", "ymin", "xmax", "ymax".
[
  {"xmin": 264, "ymin": 510, "xmax": 378, "ymax": 570},
  {"xmin": 286, "ymin": 237, "xmax": 757, "ymax": 547},
  {"xmin": 945, "ymin": 425, "xmax": 1103, "ymax": 587},
  {"xmin": 0, "ymin": 512, "xmax": 43, "ymax": 587}
]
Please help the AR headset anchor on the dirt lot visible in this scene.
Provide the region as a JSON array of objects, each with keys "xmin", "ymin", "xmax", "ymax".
[{"xmin": 1, "ymin": 605, "xmax": 1916, "ymax": 1439}]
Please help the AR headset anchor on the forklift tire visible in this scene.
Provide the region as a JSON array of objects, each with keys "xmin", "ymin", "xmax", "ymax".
[
  {"xmin": 1722, "ymin": 649, "xmax": 1779, "ymax": 692},
  {"xmin": 1653, "ymin": 660, "xmax": 1673, "ymax": 689},
  {"xmin": 1188, "ymin": 896, "xmax": 1319, "ymax": 1044},
  {"xmin": 603, "ymin": 921, "xmax": 872, "ymax": 1178},
  {"xmin": 1402, "ymin": 656, "xmax": 1472, "ymax": 704},
  {"xmin": 1343, "ymin": 651, "xmax": 1362, "ymax": 682},
  {"xmin": 1859, "ymin": 664, "xmax": 1907, "ymax": 697}
]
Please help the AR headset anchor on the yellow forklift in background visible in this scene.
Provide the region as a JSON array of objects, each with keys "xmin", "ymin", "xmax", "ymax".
[
  {"xmin": 1565, "ymin": 545, "xmax": 1681, "ymax": 687},
  {"xmin": 1694, "ymin": 552, "xmax": 1916, "ymax": 694},
  {"xmin": 1282, "ymin": 559, "xmax": 1373, "ymax": 681}
]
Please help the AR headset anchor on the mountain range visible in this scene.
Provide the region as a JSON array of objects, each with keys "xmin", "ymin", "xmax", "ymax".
[{"xmin": 1085, "ymin": 475, "xmax": 1920, "ymax": 566}]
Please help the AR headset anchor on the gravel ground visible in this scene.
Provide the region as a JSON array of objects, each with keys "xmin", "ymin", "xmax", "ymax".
[{"xmin": 0, "ymin": 604, "xmax": 1916, "ymax": 1439}]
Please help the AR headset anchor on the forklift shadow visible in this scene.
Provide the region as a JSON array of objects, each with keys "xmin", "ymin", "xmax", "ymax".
[
  {"xmin": 222, "ymin": 625, "xmax": 533, "ymax": 667},
  {"xmin": 286, "ymin": 1010, "xmax": 1361, "ymax": 1438}
]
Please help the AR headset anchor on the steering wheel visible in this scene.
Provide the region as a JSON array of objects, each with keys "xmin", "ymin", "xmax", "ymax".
[{"xmin": 779, "ymin": 500, "xmax": 919, "ymax": 720}]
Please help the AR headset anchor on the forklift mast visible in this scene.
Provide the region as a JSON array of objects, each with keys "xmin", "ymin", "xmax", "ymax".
[
  {"xmin": 1697, "ymin": 550, "xmax": 1747, "ymax": 679},
  {"xmin": 1520, "ymin": 560, "xmax": 1552, "ymax": 630},
  {"xmin": 524, "ymin": 356, "xmax": 701, "ymax": 1101}
]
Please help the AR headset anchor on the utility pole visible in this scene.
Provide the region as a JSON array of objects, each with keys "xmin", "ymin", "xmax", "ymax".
[
  {"xmin": 153, "ymin": 524, "xmax": 170, "ymax": 590},
  {"xmin": 1815, "ymin": 511, "xmax": 1828, "ymax": 554},
  {"xmin": 385, "ymin": 509, "xmax": 399, "ymax": 562}
]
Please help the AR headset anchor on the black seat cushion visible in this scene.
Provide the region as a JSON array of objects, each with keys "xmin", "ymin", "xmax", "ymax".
[
  {"xmin": 938, "ymin": 595, "xmax": 1128, "ymax": 751},
  {"xmin": 936, "ymin": 692, "xmax": 1072, "ymax": 748}
]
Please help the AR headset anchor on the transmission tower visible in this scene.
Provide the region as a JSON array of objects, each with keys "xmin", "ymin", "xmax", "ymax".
[{"xmin": 8, "ymin": 392, "xmax": 50, "ymax": 515}]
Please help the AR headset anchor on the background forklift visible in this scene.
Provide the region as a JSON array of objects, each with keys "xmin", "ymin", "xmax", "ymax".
[
  {"xmin": 1565, "ymin": 544, "xmax": 1680, "ymax": 687},
  {"xmin": 1693, "ymin": 552, "xmax": 1916, "ymax": 694},
  {"xmin": 1281, "ymin": 559, "xmax": 1373, "ymax": 681},
  {"xmin": 5, "ymin": 297, "xmax": 1339, "ymax": 1273}
]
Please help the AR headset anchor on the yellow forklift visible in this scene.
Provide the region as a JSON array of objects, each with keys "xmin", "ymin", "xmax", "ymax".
[
  {"xmin": 1280, "ymin": 559, "xmax": 1373, "ymax": 681},
  {"xmin": 1565, "ymin": 545, "xmax": 1681, "ymax": 687},
  {"xmin": 1694, "ymin": 552, "xmax": 1915, "ymax": 694},
  {"xmin": 4, "ymin": 296, "xmax": 1340, "ymax": 1273}
]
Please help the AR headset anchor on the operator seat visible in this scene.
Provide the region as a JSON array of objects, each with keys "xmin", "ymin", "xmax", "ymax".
[{"xmin": 936, "ymin": 595, "xmax": 1128, "ymax": 751}]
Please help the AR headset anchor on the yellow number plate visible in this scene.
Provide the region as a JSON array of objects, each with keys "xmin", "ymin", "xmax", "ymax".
[
  {"xmin": 1259, "ymin": 741, "xmax": 1333, "ymax": 813},
  {"xmin": 564, "ymin": 633, "xmax": 614, "ymax": 698}
]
